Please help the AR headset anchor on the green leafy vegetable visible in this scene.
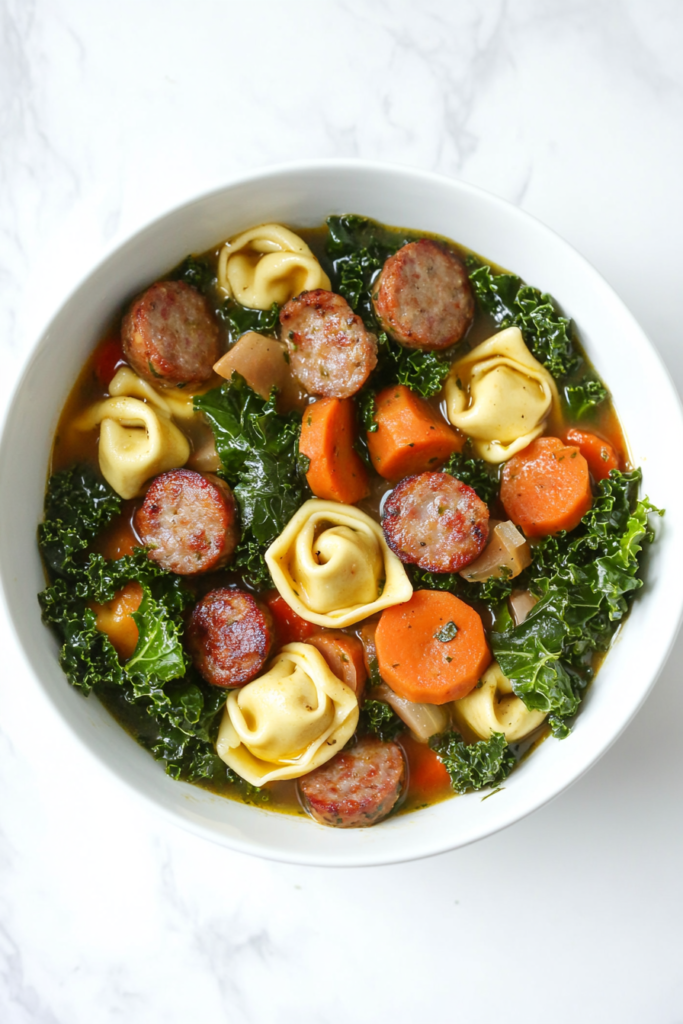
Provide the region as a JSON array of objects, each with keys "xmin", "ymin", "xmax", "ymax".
[
  {"xmin": 469, "ymin": 264, "xmax": 578, "ymax": 379},
  {"xmin": 326, "ymin": 214, "xmax": 449, "ymax": 398},
  {"xmin": 170, "ymin": 255, "xmax": 216, "ymax": 295},
  {"xmin": 356, "ymin": 388, "xmax": 378, "ymax": 433},
  {"xmin": 435, "ymin": 621, "xmax": 458, "ymax": 642},
  {"xmin": 430, "ymin": 731, "xmax": 515, "ymax": 793},
  {"xmin": 38, "ymin": 469, "xmax": 226, "ymax": 782},
  {"xmin": 565, "ymin": 378, "xmax": 608, "ymax": 419},
  {"xmin": 410, "ymin": 566, "xmax": 513, "ymax": 606},
  {"xmin": 194, "ymin": 374, "xmax": 309, "ymax": 586},
  {"xmin": 443, "ymin": 450, "xmax": 500, "ymax": 505},
  {"xmin": 38, "ymin": 465, "xmax": 121, "ymax": 577},
  {"xmin": 360, "ymin": 699, "xmax": 404, "ymax": 743},
  {"xmin": 491, "ymin": 469, "xmax": 661, "ymax": 736},
  {"xmin": 217, "ymin": 300, "xmax": 280, "ymax": 341}
]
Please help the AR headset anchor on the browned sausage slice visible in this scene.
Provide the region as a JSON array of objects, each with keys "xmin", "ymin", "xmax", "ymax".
[
  {"xmin": 372, "ymin": 239, "xmax": 474, "ymax": 350},
  {"xmin": 298, "ymin": 735, "xmax": 405, "ymax": 827},
  {"xmin": 382, "ymin": 471, "xmax": 489, "ymax": 573},
  {"xmin": 279, "ymin": 289, "xmax": 377, "ymax": 398},
  {"xmin": 135, "ymin": 469, "xmax": 239, "ymax": 575},
  {"xmin": 122, "ymin": 280, "xmax": 220, "ymax": 385},
  {"xmin": 185, "ymin": 588, "xmax": 273, "ymax": 687}
]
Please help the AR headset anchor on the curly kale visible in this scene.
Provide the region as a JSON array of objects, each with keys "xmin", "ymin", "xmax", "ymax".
[
  {"xmin": 564, "ymin": 378, "xmax": 608, "ymax": 419},
  {"xmin": 443, "ymin": 450, "xmax": 500, "ymax": 506},
  {"xmin": 217, "ymin": 300, "xmax": 280, "ymax": 342},
  {"xmin": 430, "ymin": 731, "xmax": 516, "ymax": 793},
  {"xmin": 491, "ymin": 469, "xmax": 662, "ymax": 737},
  {"xmin": 170, "ymin": 255, "xmax": 216, "ymax": 295},
  {"xmin": 194, "ymin": 374, "xmax": 309, "ymax": 587},
  {"xmin": 469, "ymin": 263, "xmax": 578, "ymax": 379},
  {"xmin": 360, "ymin": 699, "xmax": 404, "ymax": 743},
  {"xmin": 38, "ymin": 469, "xmax": 227, "ymax": 782}
]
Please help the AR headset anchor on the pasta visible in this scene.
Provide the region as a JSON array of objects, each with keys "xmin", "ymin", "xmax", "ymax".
[
  {"xmin": 216, "ymin": 642, "xmax": 359, "ymax": 785},
  {"xmin": 451, "ymin": 661, "xmax": 547, "ymax": 742},
  {"xmin": 444, "ymin": 326, "xmax": 558, "ymax": 464},
  {"xmin": 265, "ymin": 499, "xmax": 413, "ymax": 627},
  {"xmin": 217, "ymin": 223, "xmax": 331, "ymax": 309},
  {"xmin": 76, "ymin": 367, "xmax": 190, "ymax": 499}
]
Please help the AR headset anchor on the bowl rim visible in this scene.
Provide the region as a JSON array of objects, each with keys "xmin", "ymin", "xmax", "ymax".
[{"xmin": 3, "ymin": 157, "xmax": 683, "ymax": 867}]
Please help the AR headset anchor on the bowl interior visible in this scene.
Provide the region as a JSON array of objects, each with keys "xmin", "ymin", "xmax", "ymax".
[{"xmin": 2, "ymin": 162, "xmax": 681, "ymax": 866}]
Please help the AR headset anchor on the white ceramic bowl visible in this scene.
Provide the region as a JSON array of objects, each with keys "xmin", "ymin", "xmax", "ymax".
[{"xmin": 2, "ymin": 161, "xmax": 682, "ymax": 867}]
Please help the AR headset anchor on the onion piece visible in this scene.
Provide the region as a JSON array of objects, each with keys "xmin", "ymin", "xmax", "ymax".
[
  {"xmin": 373, "ymin": 682, "xmax": 448, "ymax": 743},
  {"xmin": 459, "ymin": 520, "xmax": 531, "ymax": 582},
  {"xmin": 213, "ymin": 331, "xmax": 306, "ymax": 409},
  {"xmin": 509, "ymin": 589, "xmax": 538, "ymax": 626}
]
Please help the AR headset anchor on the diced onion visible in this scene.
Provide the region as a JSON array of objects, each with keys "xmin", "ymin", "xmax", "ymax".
[{"xmin": 459, "ymin": 520, "xmax": 531, "ymax": 582}]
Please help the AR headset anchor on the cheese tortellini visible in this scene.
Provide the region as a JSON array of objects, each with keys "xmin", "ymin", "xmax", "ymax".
[
  {"xmin": 217, "ymin": 223, "xmax": 331, "ymax": 310},
  {"xmin": 216, "ymin": 642, "xmax": 359, "ymax": 785},
  {"xmin": 75, "ymin": 367, "xmax": 190, "ymax": 499},
  {"xmin": 445, "ymin": 327, "xmax": 558, "ymax": 464},
  {"xmin": 451, "ymin": 661, "xmax": 547, "ymax": 742},
  {"xmin": 265, "ymin": 499, "xmax": 413, "ymax": 627}
]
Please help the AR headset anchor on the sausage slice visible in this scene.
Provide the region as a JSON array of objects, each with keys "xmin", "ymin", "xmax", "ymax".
[
  {"xmin": 372, "ymin": 239, "xmax": 474, "ymax": 350},
  {"xmin": 382, "ymin": 471, "xmax": 489, "ymax": 573},
  {"xmin": 185, "ymin": 588, "xmax": 273, "ymax": 688},
  {"xmin": 298, "ymin": 735, "xmax": 405, "ymax": 828},
  {"xmin": 135, "ymin": 469, "xmax": 239, "ymax": 575},
  {"xmin": 279, "ymin": 289, "xmax": 378, "ymax": 398},
  {"xmin": 122, "ymin": 280, "xmax": 220, "ymax": 385}
]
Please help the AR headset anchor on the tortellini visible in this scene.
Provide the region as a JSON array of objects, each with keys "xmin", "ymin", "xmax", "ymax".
[
  {"xmin": 445, "ymin": 326, "xmax": 558, "ymax": 464},
  {"xmin": 216, "ymin": 642, "xmax": 359, "ymax": 785},
  {"xmin": 217, "ymin": 223, "xmax": 331, "ymax": 310},
  {"xmin": 265, "ymin": 499, "xmax": 413, "ymax": 627},
  {"xmin": 76, "ymin": 367, "xmax": 190, "ymax": 499},
  {"xmin": 451, "ymin": 661, "xmax": 547, "ymax": 742}
]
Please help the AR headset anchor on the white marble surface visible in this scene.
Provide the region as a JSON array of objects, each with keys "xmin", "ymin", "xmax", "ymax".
[{"xmin": 1, "ymin": 1, "xmax": 683, "ymax": 1020}]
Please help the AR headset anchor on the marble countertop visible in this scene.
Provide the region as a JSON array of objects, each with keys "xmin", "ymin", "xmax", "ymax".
[{"xmin": 2, "ymin": 2, "xmax": 683, "ymax": 1021}]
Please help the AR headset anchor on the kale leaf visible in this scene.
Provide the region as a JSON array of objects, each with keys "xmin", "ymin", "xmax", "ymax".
[
  {"xmin": 38, "ymin": 465, "xmax": 121, "ymax": 576},
  {"xmin": 326, "ymin": 214, "xmax": 449, "ymax": 398},
  {"xmin": 410, "ymin": 566, "xmax": 513, "ymax": 606},
  {"xmin": 38, "ymin": 469, "xmax": 226, "ymax": 782},
  {"xmin": 217, "ymin": 300, "xmax": 280, "ymax": 341},
  {"xmin": 443, "ymin": 450, "xmax": 500, "ymax": 505},
  {"xmin": 360, "ymin": 699, "xmax": 404, "ymax": 743},
  {"xmin": 564, "ymin": 378, "xmax": 608, "ymax": 419},
  {"xmin": 469, "ymin": 264, "xmax": 579, "ymax": 379},
  {"xmin": 491, "ymin": 469, "xmax": 661, "ymax": 737},
  {"xmin": 170, "ymin": 255, "xmax": 216, "ymax": 295},
  {"xmin": 194, "ymin": 374, "xmax": 309, "ymax": 586},
  {"xmin": 430, "ymin": 730, "xmax": 515, "ymax": 793}
]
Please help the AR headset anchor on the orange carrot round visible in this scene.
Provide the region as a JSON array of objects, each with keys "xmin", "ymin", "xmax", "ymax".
[
  {"xmin": 367, "ymin": 384, "xmax": 463, "ymax": 480},
  {"xmin": 308, "ymin": 631, "xmax": 367, "ymax": 699},
  {"xmin": 375, "ymin": 590, "xmax": 490, "ymax": 704},
  {"xmin": 564, "ymin": 427, "xmax": 620, "ymax": 482},
  {"xmin": 299, "ymin": 397, "xmax": 369, "ymax": 504},
  {"xmin": 500, "ymin": 436, "xmax": 592, "ymax": 538},
  {"xmin": 91, "ymin": 580, "xmax": 143, "ymax": 660}
]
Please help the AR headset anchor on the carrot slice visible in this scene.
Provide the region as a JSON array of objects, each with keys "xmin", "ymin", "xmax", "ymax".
[
  {"xmin": 564, "ymin": 427, "xmax": 620, "ymax": 482},
  {"xmin": 500, "ymin": 436, "xmax": 592, "ymax": 538},
  {"xmin": 299, "ymin": 398, "xmax": 369, "ymax": 504},
  {"xmin": 401, "ymin": 734, "xmax": 452, "ymax": 799},
  {"xmin": 262, "ymin": 590, "xmax": 317, "ymax": 646},
  {"xmin": 375, "ymin": 590, "xmax": 491, "ymax": 704},
  {"xmin": 308, "ymin": 632, "xmax": 367, "ymax": 699},
  {"xmin": 367, "ymin": 385, "xmax": 463, "ymax": 480},
  {"xmin": 91, "ymin": 580, "xmax": 143, "ymax": 660}
]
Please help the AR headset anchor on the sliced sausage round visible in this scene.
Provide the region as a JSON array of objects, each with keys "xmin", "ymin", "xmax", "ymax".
[
  {"xmin": 372, "ymin": 239, "xmax": 474, "ymax": 350},
  {"xmin": 185, "ymin": 588, "xmax": 273, "ymax": 688},
  {"xmin": 122, "ymin": 280, "xmax": 220, "ymax": 386},
  {"xmin": 135, "ymin": 469, "xmax": 239, "ymax": 575},
  {"xmin": 298, "ymin": 735, "xmax": 405, "ymax": 828},
  {"xmin": 279, "ymin": 289, "xmax": 378, "ymax": 398},
  {"xmin": 382, "ymin": 471, "xmax": 489, "ymax": 573}
]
